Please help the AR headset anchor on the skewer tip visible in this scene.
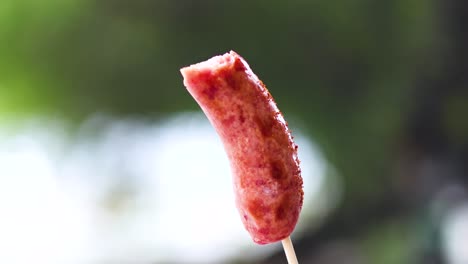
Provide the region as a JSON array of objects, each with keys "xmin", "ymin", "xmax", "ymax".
[{"xmin": 281, "ymin": 236, "xmax": 298, "ymax": 264}]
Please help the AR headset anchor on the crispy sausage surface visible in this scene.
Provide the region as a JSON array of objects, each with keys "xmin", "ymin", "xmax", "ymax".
[{"xmin": 181, "ymin": 51, "xmax": 303, "ymax": 244}]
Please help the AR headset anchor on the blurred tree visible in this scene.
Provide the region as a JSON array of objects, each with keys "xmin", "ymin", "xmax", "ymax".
[{"xmin": 1, "ymin": 0, "xmax": 467, "ymax": 263}]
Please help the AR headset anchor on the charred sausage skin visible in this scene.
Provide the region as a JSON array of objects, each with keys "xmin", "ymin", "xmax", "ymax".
[{"xmin": 180, "ymin": 51, "xmax": 303, "ymax": 244}]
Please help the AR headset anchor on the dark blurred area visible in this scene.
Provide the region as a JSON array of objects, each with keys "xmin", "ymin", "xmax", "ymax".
[{"xmin": 1, "ymin": 0, "xmax": 468, "ymax": 263}]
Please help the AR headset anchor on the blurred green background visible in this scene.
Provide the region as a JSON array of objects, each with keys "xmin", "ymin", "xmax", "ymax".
[{"xmin": 1, "ymin": 0, "xmax": 468, "ymax": 263}]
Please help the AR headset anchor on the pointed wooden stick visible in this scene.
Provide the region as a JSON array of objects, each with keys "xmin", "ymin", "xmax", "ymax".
[{"xmin": 281, "ymin": 236, "xmax": 298, "ymax": 264}]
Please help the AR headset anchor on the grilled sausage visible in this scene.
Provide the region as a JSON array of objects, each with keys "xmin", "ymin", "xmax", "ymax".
[{"xmin": 180, "ymin": 51, "xmax": 303, "ymax": 244}]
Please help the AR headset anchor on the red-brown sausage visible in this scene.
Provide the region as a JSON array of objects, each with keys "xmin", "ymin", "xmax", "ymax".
[{"xmin": 180, "ymin": 51, "xmax": 303, "ymax": 244}]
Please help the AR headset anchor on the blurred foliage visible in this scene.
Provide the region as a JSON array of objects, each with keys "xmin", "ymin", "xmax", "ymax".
[
  {"xmin": 362, "ymin": 219, "xmax": 416, "ymax": 264},
  {"xmin": 0, "ymin": 0, "xmax": 438, "ymax": 200},
  {"xmin": 1, "ymin": 0, "xmax": 466, "ymax": 263}
]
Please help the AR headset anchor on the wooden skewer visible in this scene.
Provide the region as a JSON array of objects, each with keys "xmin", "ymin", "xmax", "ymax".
[{"xmin": 281, "ymin": 236, "xmax": 298, "ymax": 264}]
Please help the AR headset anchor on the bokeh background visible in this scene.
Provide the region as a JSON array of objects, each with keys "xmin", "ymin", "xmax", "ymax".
[{"xmin": 1, "ymin": 0, "xmax": 468, "ymax": 263}]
